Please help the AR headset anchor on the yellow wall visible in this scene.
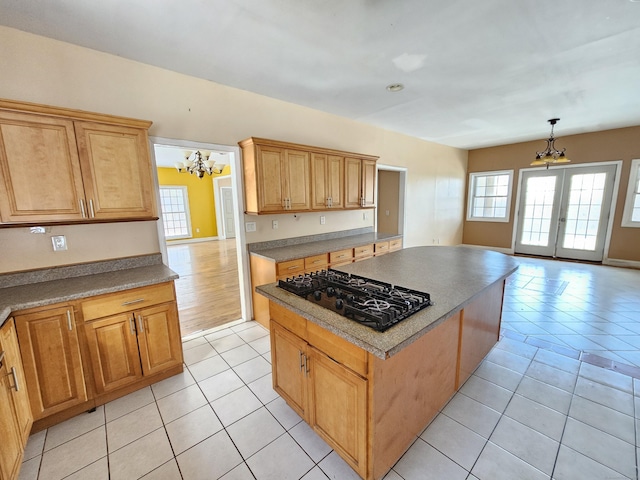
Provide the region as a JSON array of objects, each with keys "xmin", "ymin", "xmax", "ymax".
[
  {"xmin": 463, "ymin": 126, "xmax": 640, "ymax": 262},
  {"xmin": 157, "ymin": 166, "xmax": 231, "ymax": 240},
  {"xmin": 0, "ymin": 26, "xmax": 467, "ymax": 274}
]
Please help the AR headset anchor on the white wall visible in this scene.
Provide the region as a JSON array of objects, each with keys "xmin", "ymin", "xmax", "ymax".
[{"xmin": 0, "ymin": 26, "xmax": 467, "ymax": 273}]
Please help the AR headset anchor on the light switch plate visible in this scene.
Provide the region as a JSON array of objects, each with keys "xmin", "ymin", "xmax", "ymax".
[
  {"xmin": 245, "ymin": 222, "xmax": 256, "ymax": 232},
  {"xmin": 51, "ymin": 235, "xmax": 67, "ymax": 251}
]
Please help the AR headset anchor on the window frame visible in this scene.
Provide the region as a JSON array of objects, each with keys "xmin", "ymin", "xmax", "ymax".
[
  {"xmin": 621, "ymin": 159, "xmax": 640, "ymax": 228},
  {"xmin": 466, "ymin": 170, "xmax": 514, "ymax": 223},
  {"xmin": 159, "ymin": 185, "xmax": 193, "ymax": 240}
]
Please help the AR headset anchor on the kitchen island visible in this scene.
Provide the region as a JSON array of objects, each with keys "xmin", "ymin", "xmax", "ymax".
[{"xmin": 256, "ymin": 246, "xmax": 518, "ymax": 480}]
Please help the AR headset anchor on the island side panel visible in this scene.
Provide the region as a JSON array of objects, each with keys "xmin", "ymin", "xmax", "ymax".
[
  {"xmin": 368, "ymin": 312, "xmax": 461, "ymax": 480},
  {"xmin": 250, "ymin": 254, "xmax": 276, "ymax": 327},
  {"xmin": 457, "ymin": 280, "xmax": 505, "ymax": 387}
]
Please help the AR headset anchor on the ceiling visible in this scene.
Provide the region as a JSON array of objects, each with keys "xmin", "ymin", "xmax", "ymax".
[{"xmin": 1, "ymin": 0, "xmax": 640, "ymax": 150}]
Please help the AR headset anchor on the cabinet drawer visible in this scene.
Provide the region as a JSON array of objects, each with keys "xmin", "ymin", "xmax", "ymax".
[
  {"xmin": 329, "ymin": 249, "xmax": 353, "ymax": 264},
  {"xmin": 81, "ymin": 282, "xmax": 175, "ymax": 321},
  {"xmin": 307, "ymin": 322, "xmax": 368, "ymax": 377},
  {"xmin": 374, "ymin": 241, "xmax": 389, "ymax": 255},
  {"xmin": 354, "ymin": 244, "xmax": 374, "ymax": 258},
  {"xmin": 389, "ymin": 238, "xmax": 403, "ymax": 251},
  {"xmin": 304, "ymin": 254, "xmax": 328, "ymax": 271},
  {"xmin": 276, "ymin": 259, "xmax": 305, "ymax": 278},
  {"xmin": 270, "ymin": 302, "xmax": 307, "ymax": 339}
]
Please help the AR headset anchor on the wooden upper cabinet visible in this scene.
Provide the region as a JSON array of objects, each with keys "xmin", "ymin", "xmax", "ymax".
[
  {"xmin": 0, "ymin": 99, "xmax": 156, "ymax": 225},
  {"xmin": 75, "ymin": 122, "xmax": 155, "ymax": 220},
  {"xmin": 345, "ymin": 157, "xmax": 377, "ymax": 209},
  {"xmin": 312, "ymin": 153, "xmax": 344, "ymax": 210},
  {"xmin": 240, "ymin": 137, "xmax": 375, "ymax": 214},
  {"xmin": 0, "ymin": 111, "xmax": 86, "ymax": 222}
]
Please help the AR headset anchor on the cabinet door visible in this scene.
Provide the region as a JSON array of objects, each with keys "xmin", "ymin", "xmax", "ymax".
[
  {"xmin": 311, "ymin": 153, "xmax": 328, "ymax": 209},
  {"xmin": 15, "ymin": 307, "xmax": 88, "ymax": 420},
  {"xmin": 307, "ymin": 347, "xmax": 367, "ymax": 478},
  {"xmin": 271, "ymin": 322, "xmax": 308, "ymax": 419},
  {"xmin": 84, "ymin": 313, "xmax": 143, "ymax": 395},
  {"xmin": 362, "ymin": 159, "xmax": 377, "ymax": 207},
  {"xmin": 74, "ymin": 122, "xmax": 155, "ymax": 219},
  {"xmin": 255, "ymin": 145, "xmax": 285, "ymax": 212},
  {"xmin": 284, "ymin": 149, "xmax": 311, "ymax": 211},
  {"xmin": 344, "ymin": 157, "xmax": 362, "ymax": 208},
  {"xmin": 326, "ymin": 155, "xmax": 344, "ymax": 209},
  {"xmin": 0, "ymin": 110, "xmax": 86, "ymax": 222},
  {"xmin": 135, "ymin": 303, "xmax": 183, "ymax": 376},
  {"xmin": 0, "ymin": 361, "xmax": 23, "ymax": 480},
  {"xmin": 0, "ymin": 319, "xmax": 32, "ymax": 446}
]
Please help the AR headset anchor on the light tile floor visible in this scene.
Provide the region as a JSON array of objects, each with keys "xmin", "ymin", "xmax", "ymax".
[{"xmin": 18, "ymin": 256, "xmax": 640, "ymax": 480}]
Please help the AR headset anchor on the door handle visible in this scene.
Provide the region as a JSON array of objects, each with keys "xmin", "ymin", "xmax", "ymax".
[
  {"xmin": 129, "ymin": 316, "xmax": 136, "ymax": 335},
  {"xmin": 66, "ymin": 310, "xmax": 73, "ymax": 331},
  {"xmin": 137, "ymin": 314, "xmax": 145, "ymax": 333},
  {"xmin": 10, "ymin": 366, "xmax": 20, "ymax": 392},
  {"xmin": 559, "ymin": 217, "xmax": 566, "ymax": 222},
  {"xmin": 299, "ymin": 351, "xmax": 305, "ymax": 372}
]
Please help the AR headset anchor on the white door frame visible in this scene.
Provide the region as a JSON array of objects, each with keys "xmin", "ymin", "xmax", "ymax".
[
  {"xmin": 213, "ymin": 175, "xmax": 232, "ymax": 239},
  {"xmin": 511, "ymin": 160, "xmax": 622, "ymax": 262},
  {"xmin": 376, "ymin": 164, "xmax": 408, "ymax": 236},
  {"xmin": 149, "ymin": 136, "xmax": 252, "ymax": 324}
]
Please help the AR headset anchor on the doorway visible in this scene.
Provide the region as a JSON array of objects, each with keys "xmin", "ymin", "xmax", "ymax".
[
  {"xmin": 514, "ymin": 164, "xmax": 617, "ymax": 262},
  {"xmin": 377, "ymin": 166, "xmax": 407, "ymax": 235},
  {"xmin": 150, "ymin": 137, "xmax": 251, "ymax": 337}
]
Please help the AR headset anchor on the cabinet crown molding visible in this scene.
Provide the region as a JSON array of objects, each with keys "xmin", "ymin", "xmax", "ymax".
[
  {"xmin": 238, "ymin": 137, "xmax": 378, "ymax": 161},
  {"xmin": 0, "ymin": 98, "xmax": 152, "ymax": 129}
]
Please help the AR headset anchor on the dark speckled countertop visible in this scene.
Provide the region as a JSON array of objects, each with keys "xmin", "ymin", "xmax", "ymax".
[
  {"xmin": 249, "ymin": 232, "xmax": 401, "ymax": 262},
  {"xmin": 256, "ymin": 246, "xmax": 519, "ymax": 359},
  {"xmin": 0, "ymin": 255, "xmax": 178, "ymax": 326}
]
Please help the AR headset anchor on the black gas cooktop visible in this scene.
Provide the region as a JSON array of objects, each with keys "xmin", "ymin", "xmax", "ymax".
[{"xmin": 277, "ymin": 269, "xmax": 432, "ymax": 332}]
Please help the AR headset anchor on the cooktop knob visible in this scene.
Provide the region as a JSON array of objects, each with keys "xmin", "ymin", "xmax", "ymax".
[
  {"xmin": 313, "ymin": 291, "xmax": 322, "ymax": 301},
  {"xmin": 335, "ymin": 299, "xmax": 344, "ymax": 310},
  {"xmin": 335, "ymin": 288, "xmax": 343, "ymax": 299},
  {"xmin": 327, "ymin": 286, "xmax": 335, "ymax": 297},
  {"xmin": 346, "ymin": 294, "xmax": 355, "ymax": 304}
]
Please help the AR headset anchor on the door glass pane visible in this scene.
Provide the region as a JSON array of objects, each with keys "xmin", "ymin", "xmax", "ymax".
[
  {"xmin": 561, "ymin": 173, "xmax": 606, "ymax": 251},
  {"xmin": 520, "ymin": 176, "xmax": 557, "ymax": 246}
]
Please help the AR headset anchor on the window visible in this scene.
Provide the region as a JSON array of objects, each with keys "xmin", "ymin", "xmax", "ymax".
[
  {"xmin": 159, "ymin": 186, "xmax": 192, "ymax": 239},
  {"xmin": 467, "ymin": 170, "xmax": 514, "ymax": 222},
  {"xmin": 622, "ymin": 159, "xmax": 640, "ymax": 228}
]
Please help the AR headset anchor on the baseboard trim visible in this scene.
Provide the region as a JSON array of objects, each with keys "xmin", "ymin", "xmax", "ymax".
[
  {"xmin": 603, "ymin": 258, "xmax": 640, "ymax": 269},
  {"xmin": 460, "ymin": 244, "xmax": 514, "ymax": 255},
  {"xmin": 167, "ymin": 236, "xmax": 219, "ymax": 245}
]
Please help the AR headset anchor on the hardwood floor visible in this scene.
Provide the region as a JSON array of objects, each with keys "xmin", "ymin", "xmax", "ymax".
[{"xmin": 166, "ymin": 239, "xmax": 242, "ymax": 337}]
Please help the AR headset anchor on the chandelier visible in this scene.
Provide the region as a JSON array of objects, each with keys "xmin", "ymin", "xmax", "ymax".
[
  {"xmin": 530, "ymin": 118, "xmax": 570, "ymax": 168},
  {"xmin": 175, "ymin": 150, "xmax": 225, "ymax": 178}
]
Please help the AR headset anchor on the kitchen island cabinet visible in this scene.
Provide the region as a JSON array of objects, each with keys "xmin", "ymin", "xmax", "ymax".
[{"xmin": 258, "ymin": 246, "xmax": 518, "ymax": 480}]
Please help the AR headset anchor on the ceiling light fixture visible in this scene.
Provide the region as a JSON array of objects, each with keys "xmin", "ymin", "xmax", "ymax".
[
  {"xmin": 175, "ymin": 150, "xmax": 225, "ymax": 178},
  {"xmin": 530, "ymin": 118, "xmax": 571, "ymax": 169},
  {"xmin": 386, "ymin": 83, "xmax": 404, "ymax": 92}
]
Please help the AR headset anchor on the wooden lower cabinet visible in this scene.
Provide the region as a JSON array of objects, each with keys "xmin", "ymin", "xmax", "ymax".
[
  {"xmin": 84, "ymin": 300, "xmax": 183, "ymax": 396},
  {"xmin": 0, "ymin": 318, "xmax": 32, "ymax": 480},
  {"xmin": 269, "ymin": 279, "xmax": 503, "ymax": 479},
  {"xmin": 15, "ymin": 305, "xmax": 88, "ymax": 420},
  {"xmin": 271, "ymin": 321, "xmax": 367, "ymax": 477}
]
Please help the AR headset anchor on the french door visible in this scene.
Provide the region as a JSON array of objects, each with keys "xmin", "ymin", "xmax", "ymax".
[{"xmin": 515, "ymin": 164, "xmax": 616, "ymax": 262}]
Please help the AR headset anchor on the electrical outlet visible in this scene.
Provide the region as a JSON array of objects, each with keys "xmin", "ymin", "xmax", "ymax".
[
  {"xmin": 320, "ymin": 216, "xmax": 325, "ymax": 225},
  {"xmin": 363, "ymin": 212, "xmax": 368, "ymax": 220},
  {"xmin": 272, "ymin": 220, "xmax": 278, "ymax": 229},
  {"xmin": 245, "ymin": 222, "xmax": 256, "ymax": 232},
  {"xmin": 51, "ymin": 235, "xmax": 67, "ymax": 251}
]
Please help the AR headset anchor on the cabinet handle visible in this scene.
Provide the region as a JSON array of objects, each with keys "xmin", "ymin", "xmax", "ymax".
[
  {"xmin": 299, "ymin": 351, "xmax": 305, "ymax": 372},
  {"xmin": 0, "ymin": 351, "xmax": 4, "ymax": 368},
  {"xmin": 66, "ymin": 310, "xmax": 73, "ymax": 331},
  {"xmin": 89, "ymin": 199, "xmax": 95, "ymax": 218},
  {"xmin": 79, "ymin": 199, "xmax": 87, "ymax": 218},
  {"xmin": 122, "ymin": 298, "xmax": 145, "ymax": 306},
  {"xmin": 304, "ymin": 355, "xmax": 310, "ymax": 377},
  {"xmin": 137, "ymin": 314, "xmax": 145, "ymax": 333},
  {"xmin": 287, "ymin": 265, "xmax": 300, "ymax": 270},
  {"xmin": 10, "ymin": 366, "xmax": 20, "ymax": 392},
  {"xmin": 129, "ymin": 316, "xmax": 136, "ymax": 335}
]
